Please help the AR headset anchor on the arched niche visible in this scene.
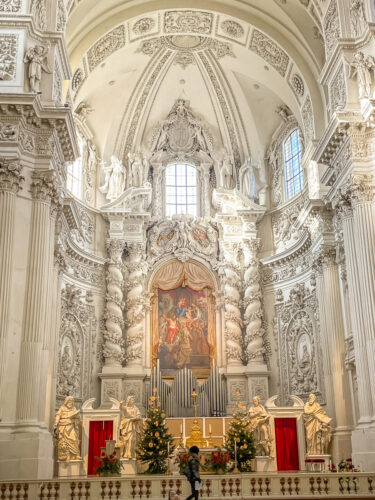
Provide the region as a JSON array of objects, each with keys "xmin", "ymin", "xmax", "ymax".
[{"xmin": 149, "ymin": 259, "xmax": 217, "ymax": 379}]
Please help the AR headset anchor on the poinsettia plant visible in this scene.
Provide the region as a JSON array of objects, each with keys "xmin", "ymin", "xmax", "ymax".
[
  {"xmin": 177, "ymin": 452, "xmax": 190, "ymax": 473},
  {"xmin": 96, "ymin": 449, "xmax": 122, "ymax": 476},
  {"xmin": 209, "ymin": 449, "xmax": 230, "ymax": 472}
]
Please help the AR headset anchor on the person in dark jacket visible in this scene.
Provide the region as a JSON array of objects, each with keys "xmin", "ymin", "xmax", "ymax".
[{"xmin": 185, "ymin": 446, "xmax": 201, "ymax": 500}]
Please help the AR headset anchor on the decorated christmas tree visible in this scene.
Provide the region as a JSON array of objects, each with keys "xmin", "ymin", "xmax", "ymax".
[
  {"xmin": 137, "ymin": 388, "xmax": 174, "ymax": 474},
  {"xmin": 225, "ymin": 399, "xmax": 256, "ymax": 472}
]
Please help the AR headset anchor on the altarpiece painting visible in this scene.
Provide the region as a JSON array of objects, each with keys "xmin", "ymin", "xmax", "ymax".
[{"xmin": 151, "ymin": 260, "xmax": 216, "ymax": 377}]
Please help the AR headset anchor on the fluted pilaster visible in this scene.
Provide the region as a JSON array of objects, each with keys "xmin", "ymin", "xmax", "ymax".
[
  {"xmin": 0, "ymin": 159, "xmax": 24, "ymax": 417},
  {"xmin": 315, "ymin": 244, "xmax": 352, "ymax": 438},
  {"xmin": 102, "ymin": 238, "xmax": 125, "ymax": 367},
  {"xmin": 16, "ymin": 170, "xmax": 59, "ymax": 425},
  {"xmin": 337, "ymin": 175, "xmax": 375, "ymax": 423}
]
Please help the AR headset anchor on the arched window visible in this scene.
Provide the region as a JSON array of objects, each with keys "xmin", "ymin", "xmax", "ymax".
[
  {"xmin": 165, "ymin": 163, "xmax": 197, "ymax": 217},
  {"xmin": 66, "ymin": 135, "xmax": 84, "ymax": 198},
  {"xmin": 283, "ymin": 129, "xmax": 303, "ymax": 200}
]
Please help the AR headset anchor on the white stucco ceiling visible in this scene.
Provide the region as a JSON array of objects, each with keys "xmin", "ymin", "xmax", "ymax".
[{"xmin": 66, "ymin": 1, "xmax": 328, "ymax": 171}]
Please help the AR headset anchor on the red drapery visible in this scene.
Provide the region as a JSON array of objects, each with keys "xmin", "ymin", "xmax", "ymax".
[
  {"xmin": 88, "ymin": 420, "xmax": 114, "ymax": 475},
  {"xmin": 274, "ymin": 418, "xmax": 300, "ymax": 471}
]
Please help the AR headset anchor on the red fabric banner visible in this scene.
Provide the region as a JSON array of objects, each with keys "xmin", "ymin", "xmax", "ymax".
[
  {"xmin": 87, "ymin": 420, "xmax": 114, "ymax": 475},
  {"xmin": 274, "ymin": 417, "xmax": 300, "ymax": 471}
]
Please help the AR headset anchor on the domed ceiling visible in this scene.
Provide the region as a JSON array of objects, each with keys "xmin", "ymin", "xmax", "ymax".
[{"xmin": 65, "ymin": 0, "xmax": 329, "ymax": 183}]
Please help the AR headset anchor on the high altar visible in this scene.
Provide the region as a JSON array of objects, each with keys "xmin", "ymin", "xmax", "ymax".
[{"xmin": 51, "ymin": 99, "xmax": 335, "ymax": 479}]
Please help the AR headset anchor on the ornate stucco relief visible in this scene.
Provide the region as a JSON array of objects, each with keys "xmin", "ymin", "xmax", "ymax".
[
  {"xmin": 274, "ymin": 283, "xmax": 324, "ymax": 403},
  {"xmin": 249, "ymin": 29, "xmax": 289, "ymax": 77},
  {"xmin": 87, "ymin": 25, "xmax": 126, "ymax": 71},
  {"xmin": 57, "ymin": 284, "xmax": 97, "ymax": 408},
  {"xmin": 0, "ymin": 34, "xmax": 17, "ymax": 82}
]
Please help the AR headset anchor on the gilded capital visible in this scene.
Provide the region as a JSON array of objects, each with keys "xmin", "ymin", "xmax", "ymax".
[{"xmin": 0, "ymin": 158, "xmax": 24, "ymax": 193}]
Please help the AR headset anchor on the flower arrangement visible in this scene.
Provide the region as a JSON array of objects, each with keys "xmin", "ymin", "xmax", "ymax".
[
  {"xmin": 329, "ymin": 458, "xmax": 359, "ymax": 473},
  {"xmin": 209, "ymin": 449, "xmax": 231, "ymax": 473},
  {"xmin": 96, "ymin": 449, "xmax": 122, "ymax": 476},
  {"xmin": 177, "ymin": 452, "xmax": 190, "ymax": 474}
]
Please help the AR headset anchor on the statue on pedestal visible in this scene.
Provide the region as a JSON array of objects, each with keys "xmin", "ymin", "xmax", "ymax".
[
  {"xmin": 54, "ymin": 396, "xmax": 81, "ymax": 462},
  {"xmin": 99, "ymin": 155, "xmax": 127, "ymax": 201},
  {"xmin": 218, "ymin": 152, "xmax": 235, "ymax": 189},
  {"xmin": 247, "ymin": 396, "xmax": 272, "ymax": 456},
  {"xmin": 303, "ymin": 393, "xmax": 332, "ymax": 455},
  {"xmin": 118, "ymin": 396, "xmax": 142, "ymax": 459}
]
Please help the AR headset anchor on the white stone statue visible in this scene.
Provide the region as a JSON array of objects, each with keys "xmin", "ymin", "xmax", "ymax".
[
  {"xmin": 54, "ymin": 396, "xmax": 81, "ymax": 462},
  {"xmin": 24, "ymin": 44, "xmax": 51, "ymax": 93},
  {"xmin": 219, "ymin": 152, "xmax": 235, "ymax": 189},
  {"xmin": 303, "ymin": 393, "xmax": 332, "ymax": 455},
  {"xmin": 118, "ymin": 396, "xmax": 142, "ymax": 459},
  {"xmin": 350, "ymin": 0, "xmax": 366, "ymax": 37},
  {"xmin": 348, "ymin": 51, "xmax": 375, "ymax": 99},
  {"xmin": 99, "ymin": 155, "xmax": 127, "ymax": 201},
  {"xmin": 247, "ymin": 396, "xmax": 273, "ymax": 456},
  {"xmin": 239, "ymin": 157, "xmax": 265, "ymax": 201},
  {"xmin": 128, "ymin": 152, "xmax": 147, "ymax": 188}
]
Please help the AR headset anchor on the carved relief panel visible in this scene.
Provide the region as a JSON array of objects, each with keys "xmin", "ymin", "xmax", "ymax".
[
  {"xmin": 56, "ymin": 284, "xmax": 97, "ymax": 408},
  {"xmin": 274, "ymin": 283, "xmax": 324, "ymax": 403}
]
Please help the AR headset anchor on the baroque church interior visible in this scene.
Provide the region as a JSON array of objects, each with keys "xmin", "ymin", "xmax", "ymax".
[{"xmin": 1, "ymin": 0, "xmax": 375, "ymax": 497}]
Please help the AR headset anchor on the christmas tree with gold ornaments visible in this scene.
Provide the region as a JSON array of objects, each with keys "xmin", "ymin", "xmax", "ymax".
[
  {"xmin": 225, "ymin": 396, "xmax": 256, "ymax": 472},
  {"xmin": 137, "ymin": 388, "xmax": 174, "ymax": 474}
]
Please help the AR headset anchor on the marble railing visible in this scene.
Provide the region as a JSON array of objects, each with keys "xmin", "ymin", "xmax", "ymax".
[{"xmin": 1, "ymin": 473, "xmax": 375, "ymax": 499}]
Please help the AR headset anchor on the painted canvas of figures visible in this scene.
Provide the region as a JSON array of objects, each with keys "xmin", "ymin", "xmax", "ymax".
[{"xmin": 156, "ymin": 286, "xmax": 213, "ymax": 377}]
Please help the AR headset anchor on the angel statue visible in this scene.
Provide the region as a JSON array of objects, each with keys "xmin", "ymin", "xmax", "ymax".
[
  {"xmin": 24, "ymin": 44, "xmax": 51, "ymax": 93},
  {"xmin": 304, "ymin": 393, "xmax": 332, "ymax": 455},
  {"xmin": 99, "ymin": 155, "xmax": 127, "ymax": 201},
  {"xmin": 54, "ymin": 396, "xmax": 81, "ymax": 462},
  {"xmin": 118, "ymin": 396, "xmax": 143, "ymax": 459},
  {"xmin": 348, "ymin": 51, "xmax": 375, "ymax": 99},
  {"xmin": 247, "ymin": 396, "xmax": 273, "ymax": 456}
]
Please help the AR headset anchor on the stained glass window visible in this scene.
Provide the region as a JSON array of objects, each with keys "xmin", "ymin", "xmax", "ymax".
[
  {"xmin": 283, "ymin": 129, "xmax": 303, "ymax": 200},
  {"xmin": 165, "ymin": 163, "xmax": 197, "ymax": 217}
]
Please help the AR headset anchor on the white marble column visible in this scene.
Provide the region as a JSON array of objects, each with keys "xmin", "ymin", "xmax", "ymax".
[
  {"xmin": 242, "ymin": 238, "xmax": 266, "ymax": 365},
  {"xmin": 102, "ymin": 238, "xmax": 126, "ymax": 368},
  {"xmin": 15, "ymin": 171, "xmax": 59, "ymax": 427},
  {"xmin": 315, "ymin": 245, "xmax": 353, "ymax": 459},
  {"xmin": 125, "ymin": 242, "xmax": 148, "ymax": 367},
  {"xmin": 0, "ymin": 159, "xmax": 24, "ymax": 417},
  {"xmin": 221, "ymin": 242, "xmax": 243, "ymax": 366},
  {"xmin": 38, "ymin": 198, "xmax": 61, "ymax": 423},
  {"xmin": 338, "ymin": 175, "xmax": 375, "ymax": 424},
  {"xmin": 337, "ymin": 175, "xmax": 375, "ymax": 470}
]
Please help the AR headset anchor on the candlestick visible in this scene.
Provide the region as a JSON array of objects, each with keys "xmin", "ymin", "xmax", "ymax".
[
  {"xmin": 167, "ymin": 441, "xmax": 171, "ymax": 475},
  {"xmin": 233, "ymin": 440, "xmax": 240, "ymax": 474}
]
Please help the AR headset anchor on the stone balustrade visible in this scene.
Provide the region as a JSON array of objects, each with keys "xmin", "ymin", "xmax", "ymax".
[{"xmin": 1, "ymin": 473, "xmax": 375, "ymax": 499}]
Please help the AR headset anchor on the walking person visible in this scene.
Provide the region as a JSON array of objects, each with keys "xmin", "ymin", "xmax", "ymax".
[{"xmin": 183, "ymin": 446, "xmax": 202, "ymax": 500}]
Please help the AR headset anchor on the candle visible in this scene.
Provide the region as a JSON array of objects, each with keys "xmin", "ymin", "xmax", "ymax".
[
  {"xmin": 180, "ymin": 424, "xmax": 183, "ymax": 434},
  {"xmin": 168, "ymin": 441, "xmax": 170, "ymax": 455},
  {"xmin": 209, "ymin": 424, "xmax": 212, "ymax": 434}
]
